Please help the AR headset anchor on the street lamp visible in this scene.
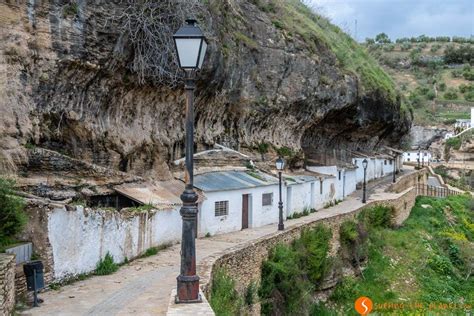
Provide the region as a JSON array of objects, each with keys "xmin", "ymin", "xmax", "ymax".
[
  {"xmin": 421, "ymin": 151, "xmax": 425, "ymax": 168},
  {"xmin": 392, "ymin": 157, "xmax": 396, "ymax": 183},
  {"xmin": 417, "ymin": 147, "xmax": 421, "ymax": 169},
  {"xmin": 276, "ymin": 157, "xmax": 285, "ymax": 231},
  {"xmin": 362, "ymin": 159, "xmax": 368, "ymax": 203},
  {"xmin": 173, "ymin": 18, "xmax": 208, "ymax": 304}
]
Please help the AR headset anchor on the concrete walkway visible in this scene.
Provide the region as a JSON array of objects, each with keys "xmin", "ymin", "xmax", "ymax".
[{"xmin": 21, "ymin": 172, "xmax": 414, "ymax": 316}]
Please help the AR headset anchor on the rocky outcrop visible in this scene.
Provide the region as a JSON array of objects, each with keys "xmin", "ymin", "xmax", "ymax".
[
  {"xmin": 410, "ymin": 125, "xmax": 447, "ymax": 149},
  {"xmin": 0, "ymin": 0, "xmax": 411, "ymax": 179}
]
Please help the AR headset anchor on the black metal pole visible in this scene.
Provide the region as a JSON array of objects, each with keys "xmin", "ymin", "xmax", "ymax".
[
  {"xmin": 176, "ymin": 70, "xmax": 201, "ymax": 303},
  {"xmin": 362, "ymin": 167, "xmax": 367, "ymax": 203},
  {"xmin": 278, "ymin": 171, "xmax": 284, "ymax": 231},
  {"xmin": 418, "ymin": 150, "xmax": 421, "ymax": 169},
  {"xmin": 392, "ymin": 157, "xmax": 396, "ymax": 183}
]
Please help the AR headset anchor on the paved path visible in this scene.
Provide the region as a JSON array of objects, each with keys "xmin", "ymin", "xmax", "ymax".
[{"xmin": 22, "ymin": 172, "xmax": 414, "ymax": 316}]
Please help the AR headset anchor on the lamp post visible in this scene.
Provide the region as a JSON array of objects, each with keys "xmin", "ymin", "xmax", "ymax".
[
  {"xmin": 362, "ymin": 159, "xmax": 368, "ymax": 203},
  {"xmin": 392, "ymin": 157, "xmax": 396, "ymax": 183},
  {"xmin": 173, "ymin": 18, "xmax": 208, "ymax": 304},
  {"xmin": 275, "ymin": 157, "xmax": 285, "ymax": 231},
  {"xmin": 421, "ymin": 151, "xmax": 425, "ymax": 168},
  {"xmin": 417, "ymin": 147, "xmax": 421, "ymax": 169}
]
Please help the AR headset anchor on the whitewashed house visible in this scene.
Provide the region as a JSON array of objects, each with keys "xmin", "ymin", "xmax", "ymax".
[
  {"xmin": 284, "ymin": 174, "xmax": 318, "ymax": 217},
  {"xmin": 305, "ymin": 165, "xmax": 355, "ymax": 202},
  {"xmin": 283, "ymin": 171, "xmax": 336, "ymax": 216},
  {"xmin": 193, "ymin": 170, "xmax": 280, "ymax": 236},
  {"xmin": 403, "ymin": 150, "xmax": 432, "ymax": 164}
]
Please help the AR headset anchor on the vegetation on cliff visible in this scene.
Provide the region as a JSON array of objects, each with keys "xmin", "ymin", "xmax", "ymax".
[
  {"xmin": 249, "ymin": 0, "xmax": 397, "ymax": 102},
  {"xmin": 209, "ymin": 196, "xmax": 474, "ymax": 315},
  {"xmin": 0, "ymin": 178, "xmax": 26, "ymax": 249},
  {"xmin": 317, "ymin": 195, "xmax": 474, "ymax": 315},
  {"xmin": 364, "ymin": 33, "xmax": 474, "ymax": 126}
]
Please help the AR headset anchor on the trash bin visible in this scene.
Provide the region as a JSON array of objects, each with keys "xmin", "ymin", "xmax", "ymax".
[
  {"xmin": 23, "ymin": 260, "xmax": 45, "ymax": 291},
  {"xmin": 24, "ymin": 260, "xmax": 44, "ymax": 307}
]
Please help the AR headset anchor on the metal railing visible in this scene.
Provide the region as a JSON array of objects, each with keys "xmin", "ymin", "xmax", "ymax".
[{"xmin": 417, "ymin": 184, "xmax": 463, "ymax": 198}]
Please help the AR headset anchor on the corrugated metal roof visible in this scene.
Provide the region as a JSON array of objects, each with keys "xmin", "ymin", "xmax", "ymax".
[
  {"xmin": 114, "ymin": 180, "xmax": 204, "ymax": 209},
  {"xmin": 193, "ymin": 170, "xmax": 278, "ymax": 192},
  {"xmin": 284, "ymin": 174, "xmax": 318, "ymax": 185}
]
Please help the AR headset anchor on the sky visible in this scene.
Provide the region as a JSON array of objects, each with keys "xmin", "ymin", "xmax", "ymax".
[{"xmin": 308, "ymin": 0, "xmax": 474, "ymax": 42}]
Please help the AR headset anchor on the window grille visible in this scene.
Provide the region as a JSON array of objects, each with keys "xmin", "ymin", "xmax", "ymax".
[{"xmin": 214, "ymin": 201, "xmax": 229, "ymax": 216}]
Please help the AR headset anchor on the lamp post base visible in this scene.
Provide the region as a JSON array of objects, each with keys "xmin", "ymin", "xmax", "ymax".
[
  {"xmin": 278, "ymin": 223, "xmax": 284, "ymax": 231},
  {"xmin": 176, "ymin": 275, "xmax": 202, "ymax": 304}
]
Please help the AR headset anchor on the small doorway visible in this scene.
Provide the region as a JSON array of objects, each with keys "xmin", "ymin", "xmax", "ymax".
[{"xmin": 242, "ymin": 194, "xmax": 250, "ymax": 229}]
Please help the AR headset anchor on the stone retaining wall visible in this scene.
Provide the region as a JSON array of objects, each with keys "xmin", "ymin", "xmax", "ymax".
[
  {"xmin": 0, "ymin": 254, "xmax": 15, "ymax": 316},
  {"xmin": 201, "ymin": 186, "xmax": 417, "ymax": 302},
  {"xmin": 386, "ymin": 168, "xmax": 427, "ymax": 193}
]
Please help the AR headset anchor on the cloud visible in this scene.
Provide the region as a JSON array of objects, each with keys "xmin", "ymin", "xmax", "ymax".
[{"xmin": 309, "ymin": 0, "xmax": 473, "ymax": 41}]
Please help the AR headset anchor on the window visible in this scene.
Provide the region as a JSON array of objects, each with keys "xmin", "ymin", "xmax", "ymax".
[
  {"xmin": 389, "ymin": 160, "xmax": 393, "ymax": 165},
  {"xmin": 320, "ymin": 180, "xmax": 323, "ymax": 194},
  {"xmin": 214, "ymin": 201, "xmax": 229, "ymax": 216},
  {"xmin": 407, "ymin": 158, "xmax": 410, "ymax": 162},
  {"xmin": 407, "ymin": 153, "xmax": 410, "ymax": 156},
  {"xmin": 262, "ymin": 193, "xmax": 273, "ymax": 206},
  {"xmin": 338, "ymin": 171, "xmax": 341, "ymax": 180},
  {"xmin": 384, "ymin": 160, "xmax": 387, "ymax": 165}
]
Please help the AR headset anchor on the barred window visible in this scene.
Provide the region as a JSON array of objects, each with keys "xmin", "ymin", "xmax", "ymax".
[
  {"xmin": 262, "ymin": 193, "xmax": 273, "ymax": 206},
  {"xmin": 214, "ymin": 201, "xmax": 229, "ymax": 216},
  {"xmin": 384, "ymin": 160, "xmax": 387, "ymax": 165},
  {"xmin": 390, "ymin": 160, "xmax": 393, "ymax": 165}
]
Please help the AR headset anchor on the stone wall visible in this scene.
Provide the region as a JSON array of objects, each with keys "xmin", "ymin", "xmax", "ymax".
[
  {"xmin": 18, "ymin": 200, "xmax": 182, "ymax": 286},
  {"xmin": 0, "ymin": 254, "xmax": 15, "ymax": 316},
  {"xmin": 386, "ymin": 168, "xmax": 427, "ymax": 193},
  {"xmin": 15, "ymin": 199, "xmax": 56, "ymax": 296},
  {"xmin": 201, "ymin": 187, "xmax": 417, "ymax": 301}
]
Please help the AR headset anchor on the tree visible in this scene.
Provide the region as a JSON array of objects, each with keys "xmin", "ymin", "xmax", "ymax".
[
  {"xmin": 375, "ymin": 32, "xmax": 391, "ymax": 44},
  {"xmin": 0, "ymin": 178, "xmax": 27, "ymax": 246}
]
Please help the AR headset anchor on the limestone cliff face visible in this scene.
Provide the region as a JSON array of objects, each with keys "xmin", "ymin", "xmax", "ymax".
[{"xmin": 0, "ymin": 0, "xmax": 411, "ymax": 179}]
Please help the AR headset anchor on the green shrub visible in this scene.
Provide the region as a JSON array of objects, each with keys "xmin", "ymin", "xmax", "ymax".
[
  {"xmin": 210, "ymin": 269, "xmax": 242, "ymax": 315},
  {"xmin": 340, "ymin": 220, "xmax": 358, "ymax": 245},
  {"xmin": 446, "ymin": 137, "xmax": 462, "ymax": 150},
  {"xmin": 360, "ymin": 205, "xmax": 394, "ymax": 228},
  {"xmin": 259, "ymin": 244, "xmax": 313, "ymax": 315},
  {"xmin": 142, "ymin": 247, "xmax": 158, "ymax": 257},
  {"xmin": 293, "ymin": 225, "xmax": 332, "ymax": 283},
  {"xmin": 465, "ymin": 91, "xmax": 474, "ymax": 101},
  {"xmin": 244, "ymin": 281, "xmax": 258, "ymax": 306},
  {"xmin": 95, "ymin": 252, "xmax": 119, "ymax": 275},
  {"xmin": 443, "ymin": 88, "xmax": 458, "ymax": 100},
  {"xmin": 260, "ymin": 225, "xmax": 331, "ymax": 315},
  {"xmin": 438, "ymin": 82, "xmax": 447, "ymax": 91},
  {"xmin": 0, "ymin": 178, "xmax": 27, "ymax": 247},
  {"xmin": 428, "ymin": 254, "xmax": 453, "ymax": 275}
]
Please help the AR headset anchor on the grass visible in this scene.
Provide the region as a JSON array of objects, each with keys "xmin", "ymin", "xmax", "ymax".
[
  {"xmin": 95, "ymin": 252, "xmax": 119, "ymax": 275},
  {"xmin": 259, "ymin": 224, "xmax": 332, "ymax": 315},
  {"xmin": 322, "ymin": 195, "xmax": 474, "ymax": 315},
  {"xmin": 141, "ymin": 243, "xmax": 171, "ymax": 258},
  {"xmin": 209, "ymin": 269, "xmax": 243, "ymax": 315},
  {"xmin": 272, "ymin": 1, "xmax": 397, "ymax": 102}
]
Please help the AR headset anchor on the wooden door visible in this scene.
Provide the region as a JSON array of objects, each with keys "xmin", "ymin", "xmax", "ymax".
[{"xmin": 242, "ymin": 194, "xmax": 249, "ymax": 229}]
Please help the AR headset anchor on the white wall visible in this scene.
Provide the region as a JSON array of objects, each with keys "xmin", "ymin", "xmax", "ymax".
[
  {"xmin": 286, "ymin": 181, "xmax": 316, "ymax": 216},
  {"xmin": 344, "ymin": 169, "xmax": 357, "ymax": 196},
  {"xmin": 198, "ymin": 185, "xmax": 280, "ymax": 236},
  {"xmin": 48, "ymin": 206, "xmax": 182, "ymax": 280}
]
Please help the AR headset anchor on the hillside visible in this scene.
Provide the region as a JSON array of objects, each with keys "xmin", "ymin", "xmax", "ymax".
[
  {"xmin": 315, "ymin": 195, "xmax": 474, "ymax": 315},
  {"xmin": 209, "ymin": 195, "xmax": 474, "ymax": 315},
  {"xmin": 364, "ymin": 35, "xmax": 473, "ymax": 127},
  {"xmin": 0, "ymin": 0, "xmax": 410, "ymax": 178}
]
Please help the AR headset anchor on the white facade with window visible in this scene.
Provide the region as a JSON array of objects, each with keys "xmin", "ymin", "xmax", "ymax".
[
  {"xmin": 403, "ymin": 151, "xmax": 432, "ymax": 164},
  {"xmin": 194, "ymin": 170, "xmax": 280, "ymax": 237}
]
